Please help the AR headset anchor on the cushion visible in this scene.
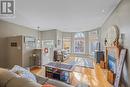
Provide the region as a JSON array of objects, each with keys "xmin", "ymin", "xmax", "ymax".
[
  {"xmin": 34, "ymin": 74, "xmax": 48, "ymax": 84},
  {"xmin": 0, "ymin": 68, "xmax": 19, "ymax": 87},
  {"xmin": 47, "ymin": 79, "xmax": 72, "ymax": 87},
  {"xmin": 10, "ymin": 65, "xmax": 37, "ymax": 82},
  {"xmin": 6, "ymin": 77, "xmax": 41, "ymax": 87},
  {"xmin": 42, "ymin": 83, "xmax": 56, "ymax": 87}
]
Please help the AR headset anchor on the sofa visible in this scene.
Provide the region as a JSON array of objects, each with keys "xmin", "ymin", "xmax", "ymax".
[
  {"xmin": 53, "ymin": 50, "xmax": 70, "ymax": 62},
  {"xmin": 0, "ymin": 66, "xmax": 73, "ymax": 87}
]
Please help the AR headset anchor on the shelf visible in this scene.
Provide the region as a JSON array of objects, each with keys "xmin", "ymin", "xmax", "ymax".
[
  {"xmin": 45, "ymin": 66, "xmax": 70, "ymax": 83},
  {"xmin": 46, "ymin": 71, "xmax": 52, "ymax": 73}
]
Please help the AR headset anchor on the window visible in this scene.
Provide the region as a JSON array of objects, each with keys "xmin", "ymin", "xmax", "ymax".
[
  {"xmin": 63, "ymin": 37, "xmax": 71, "ymax": 53},
  {"xmin": 74, "ymin": 32, "xmax": 85, "ymax": 54},
  {"xmin": 89, "ymin": 30, "xmax": 99, "ymax": 54}
]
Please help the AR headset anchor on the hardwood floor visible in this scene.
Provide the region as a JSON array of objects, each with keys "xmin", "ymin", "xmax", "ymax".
[
  {"xmin": 71, "ymin": 65, "xmax": 112, "ymax": 87},
  {"xmin": 31, "ymin": 57, "xmax": 112, "ymax": 87},
  {"xmin": 66, "ymin": 57, "xmax": 112, "ymax": 87}
]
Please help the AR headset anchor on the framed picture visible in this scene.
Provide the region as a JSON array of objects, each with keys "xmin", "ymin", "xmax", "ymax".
[
  {"xmin": 24, "ymin": 36, "xmax": 36, "ymax": 48},
  {"xmin": 114, "ymin": 49, "xmax": 127, "ymax": 87},
  {"xmin": 11, "ymin": 42, "xmax": 17, "ymax": 47}
]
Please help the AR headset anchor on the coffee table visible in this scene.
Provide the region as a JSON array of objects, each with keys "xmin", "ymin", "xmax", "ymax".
[{"xmin": 44, "ymin": 62, "xmax": 75, "ymax": 84}]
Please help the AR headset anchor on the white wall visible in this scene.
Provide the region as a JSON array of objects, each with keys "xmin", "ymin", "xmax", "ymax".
[
  {"xmin": 101, "ymin": 0, "xmax": 130, "ymax": 86},
  {"xmin": 0, "ymin": 20, "xmax": 38, "ymax": 68},
  {"xmin": 41, "ymin": 29, "xmax": 64, "ymax": 49},
  {"xmin": 41, "ymin": 29, "xmax": 57, "ymax": 47},
  {"xmin": 56, "ymin": 30, "xmax": 63, "ymax": 49}
]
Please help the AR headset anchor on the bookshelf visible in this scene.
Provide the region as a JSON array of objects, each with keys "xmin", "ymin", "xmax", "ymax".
[{"xmin": 45, "ymin": 62, "xmax": 73, "ymax": 84}]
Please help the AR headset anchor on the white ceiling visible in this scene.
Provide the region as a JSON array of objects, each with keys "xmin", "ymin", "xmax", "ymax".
[{"xmin": 1, "ymin": 0, "xmax": 120, "ymax": 32}]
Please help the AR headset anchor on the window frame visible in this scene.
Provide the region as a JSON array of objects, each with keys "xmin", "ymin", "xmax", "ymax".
[
  {"xmin": 74, "ymin": 32, "xmax": 85, "ymax": 54},
  {"xmin": 63, "ymin": 37, "xmax": 72, "ymax": 53},
  {"xmin": 88, "ymin": 30, "xmax": 99, "ymax": 54}
]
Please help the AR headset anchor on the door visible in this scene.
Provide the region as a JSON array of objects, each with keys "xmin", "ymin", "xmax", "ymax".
[
  {"xmin": 7, "ymin": 36, "xmax": 22, "ymax": 68},
  {"xmin": 42, "ymin": 40, "xmax": 54, "ymax": 65}
]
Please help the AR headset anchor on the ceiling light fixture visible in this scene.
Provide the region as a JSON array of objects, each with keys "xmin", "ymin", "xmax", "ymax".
[{"xmin": 37, "ymin": 26, "xmax": 40, "ymax": 44}]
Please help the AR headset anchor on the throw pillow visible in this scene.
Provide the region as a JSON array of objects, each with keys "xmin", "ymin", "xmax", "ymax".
[
  {"xmin": 42, "ymin": 83, "xmax": 56, "ymax": 87},
  {"xmin": 15, "ymin": 70, "xmax": 24, "ymax": 77},
  {"xmin": 10, "ymin": 65, "xmax": 37, "ymax": 82},
  {"xmin": 0, "ymin": 68, "xmax": 19, "ymax": 87}
]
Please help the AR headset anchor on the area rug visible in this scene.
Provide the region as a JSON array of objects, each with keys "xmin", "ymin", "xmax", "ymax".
[{"xmin": 68, "ymin": 57, "xmax": 94, "ymax": 68}]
